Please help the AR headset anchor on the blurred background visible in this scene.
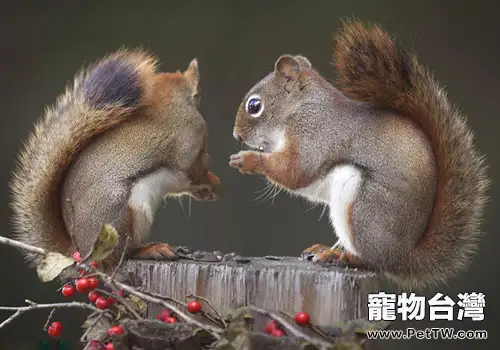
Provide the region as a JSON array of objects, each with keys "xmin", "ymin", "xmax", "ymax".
[{"xmin": 0, "ymin": 0, "xmax": 497, "ymax": 349}]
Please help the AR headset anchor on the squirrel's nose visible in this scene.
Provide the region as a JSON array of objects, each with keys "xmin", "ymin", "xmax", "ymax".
[{"xmin": 233, "ymin": 131, "xmax": 243, "ymax": 143}]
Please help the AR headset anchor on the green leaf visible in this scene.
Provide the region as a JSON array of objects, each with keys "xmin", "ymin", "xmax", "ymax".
[
  {"xmin": 36, "ymin": 252, "xmax": 75, "ymax": 282},
  {"xmin": 89, "ymin": 224, "xmax": 119, "ymax": 262},
  {"xmin": 128, "ymin": 294, "xmax": 147, "ymax": 314}
]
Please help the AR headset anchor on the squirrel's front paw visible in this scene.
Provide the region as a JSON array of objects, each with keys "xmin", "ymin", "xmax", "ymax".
[
  {"xmin": 229, "ymin": 151, "xmax": 261, "ymax": 174},
  {"xmin": 190, "ymin": 184, "xmax": 217, "ymax": 201}
]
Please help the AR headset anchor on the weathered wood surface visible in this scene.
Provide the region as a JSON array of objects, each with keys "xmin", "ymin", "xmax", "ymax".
[{"xmin": 123, "ymin": 249, "xmax": 379, "ymax": 329}]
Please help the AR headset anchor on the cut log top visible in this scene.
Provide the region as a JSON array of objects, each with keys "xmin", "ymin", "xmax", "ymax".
[{"xmin": 123, "ymin": 250, "xmax": 379, "ymax": 328}]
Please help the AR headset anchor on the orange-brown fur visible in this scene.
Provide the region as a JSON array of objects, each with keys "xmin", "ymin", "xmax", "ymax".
[
  {"xmin": 229, "ymin": 133, "xmax": 316, "ymax": 189},
  {"xmin": 10, "ymin": 49, "xmax": 218, "ymax": 268}
]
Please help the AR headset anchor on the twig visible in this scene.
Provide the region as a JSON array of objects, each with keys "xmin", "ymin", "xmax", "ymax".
[
  {"xmin": 0, "ymin": 300, "xmax": 104, "ymax": 330},
  {"xmin": 278, "ymin": 310, "xmax": 330, "ymax": 341},
  {"xmin": 0, "ymin": 311, "xmax": 20, "ymax": 329},
  {"xmin": 43, "ymin": 308, "xmax": 56, "ymax": 331},
  {"xmin": 80, "ymin": 313, "xmax": 104, "ymax": 343},
  {"xmin": 97, "ymin": 273, "xmax": 223, "ymax": 339},
  {"xmin": 0, "ymin": 236, "xmax": 45, "ymax": 255},
  {"xmin": 187, "ymin": 293, "xmax": 227, "ymax": 328},
  {"xmin": 111, "ymin": 235, "xmax": 130, "ymax": 280},
  {"xmin": 145, "ymin": 290, "xmax": 224, "ymax": 327},
  {"xmin": 94, "ymin": 287, "xmax": 142, "ymax": 320},
  {"xmin": 247, "ymin": 305, "xmax": 333, "ymax": 349},
  {"xmin": 65, "ymin": 198, "xmax": 80, "ymax": 254},
  {"xmin": 137, "ymin": 290, "xmax": 185, "ymax": 308}
]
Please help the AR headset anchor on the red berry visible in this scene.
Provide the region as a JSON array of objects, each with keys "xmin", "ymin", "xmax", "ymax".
[
  {"xmin": 295, "ymin": 312, "xmax": 311, "ymax": 326},
  {"xmin": 88, "ymin": 290, "xmax": 100, "ymax": 303},
  {"xmin": 108, "ymin": 325, "xmax": 124, "ymax": 336},
  {"xmin": 114, "ymin": 290, "xmax": 125, "ymax": 297},
  {"xmin": 87, "ymin": 277, "xmax": 99, "ymax": 290},
  {"xmin": 161, "ymin": 308, "xmax": 171, "ymax": 316},
  {"xmin": 95, "ymin": 296, "xmax": 110, "ymax": 310},
  {"xmin": 88, "ymin": 340, "xmax": 101, "ymax": 350},
  {"xmin": 108, "ymin": 297, "xmax": 117, "ymax": 304},
  {"xmin": 104, "ymin": 343, "xmax": 115, "ymax": 350},
  {"xmin": 271, "ymin": 329, "xmax": 285, "ymax": 337},
  {"xmin": 164, "ymin": 317, "xmax": 177, "ymax": 324},
  {"xmin": 75, "ymin": 278, "xmax": 91, "ymax": 293},
  {"xmin": 187, "ymin": 300, "xmax": 202, "ymax": 314},
  {"xmin": 72, "ymin": 251, "xmax": 82, "ymax": 263},
  {"xmin": 47, "ymin": 321, "xmax": 62, "ymax": 338},
  {"xmin": 156, "ymin": 308, "xmax": 171, "ymax": 321},
  {"xmin": 61, "ymin": 284, "xmax": 75, "ymax": 297},
  {"xmin": 264, "ymin": 320, "xmax": 279, "ymax": 334},
  {"xmin": 91, "ymin": 260, "xmax": 99, "ymax": 268}
]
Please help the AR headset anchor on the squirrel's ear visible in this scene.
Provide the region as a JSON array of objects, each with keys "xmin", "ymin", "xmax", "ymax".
[
  {"xmin": 183, "ymin": 58, "xmax": 200, "ymax": 96},
  {"xmin": 294, "ymin": 55, "xmax": 312, "ymax": 69},
  {"xmin": 274, "ymin": 55, "xmax": 301, "ymax": 92}
]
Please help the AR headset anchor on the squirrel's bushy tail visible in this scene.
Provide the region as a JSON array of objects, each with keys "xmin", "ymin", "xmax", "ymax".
[
  {"xmin": 334, "ymin": 20, "xmax": 490, "ymax": 289},
  {"xmin": 10, "ymin": 49, "xmax": 158, "ymax": 264}
]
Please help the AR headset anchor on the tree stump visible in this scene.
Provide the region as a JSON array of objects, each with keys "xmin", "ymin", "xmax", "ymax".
[{"xmin": 123, "ymin": 251, "xmax": 379, "ymax": 331}]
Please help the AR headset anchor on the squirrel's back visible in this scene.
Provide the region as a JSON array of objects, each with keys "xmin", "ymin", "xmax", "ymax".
[
  {"xmin": 10, "ymin": 50, "xmax": 158, "ymax": 264},
  {"xmin": 334, "ymin": 20, "xmax": 490, "ymax": 288}
]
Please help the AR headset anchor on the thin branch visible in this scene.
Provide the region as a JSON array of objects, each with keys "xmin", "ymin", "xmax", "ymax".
[
  {"xmin": 94, "ymin": 287, "xmax": 142, "ymax": 320},
  {"xmin": 64, "ymin": 197, "xmax": 80, "ymax": 253},
  {"xmin": 43, "ymin": 308, "xmax": 56, "ymax": 331},
  {"xmin": 0, "ymin": 311, "xmax": 20, "ymax": 329},
  {"xmin": 137, "ymin": 290, "xmax": 185, "ymax": 308},
  {"xmin": 111, "ymin": 235, "xmax": 130, "ymax": 280},
  {"xmin": 97, "ymin": 274, "xmax": 223, "ymax": 339},
  {"xmin": 247, "ymin": 305, "xmax": 333, "ymax": 349},
  {"xmin": 0, "ymin": 236, "xmax": 45, "ymax": 255},
  {"xmin": 80, "ymin": 313, "xmax": 104, "ymax": 343},
  {"xmin": 0, "ymin": 300, "xmax": 103, "ymax": 330},
  {"xmin": 187, "ymin": 293, "xmax": 227, "ymax": 328},
  {"xmin": 145, "ymin": 290, "xmax": 224, "ymax": 328},
  {"xmin": 278, "ymin": 310, "xmax": 331, "ymax": 341}
]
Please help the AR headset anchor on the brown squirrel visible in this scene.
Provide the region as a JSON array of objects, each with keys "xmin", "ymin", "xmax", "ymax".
[
  {"xmin": 10, "ymin": 49, "xmax": 219, "ymax": 268},
  {"xmin": 229, "ymin": 20, "xmax": 490, "ymax": 289}
]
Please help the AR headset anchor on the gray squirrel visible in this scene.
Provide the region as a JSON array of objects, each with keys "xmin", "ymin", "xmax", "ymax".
[
  {"xmin": 229, "ymin": 20, "xmax": 489, "ymax": 289},
  {"xmin": 10, "ymin": 50, "xmax": 219, "ymax": 269}
]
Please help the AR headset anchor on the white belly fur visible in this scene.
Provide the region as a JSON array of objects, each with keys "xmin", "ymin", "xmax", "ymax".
[
  {"xmin": 128, "ymin": 168, "xmax": 190, "ymax": 242},
  {"xmin": 296, "ymin": 165, "xmax": 363, "ymax": 254}
]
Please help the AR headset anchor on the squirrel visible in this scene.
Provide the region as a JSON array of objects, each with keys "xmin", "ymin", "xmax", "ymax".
[
  {"xmin": 10, "ymin": 49, "xmax": 220, "ymax": 269},
  {"xmin": 229, "ymin": 20, "xmax": 490, "ymax": 289}
]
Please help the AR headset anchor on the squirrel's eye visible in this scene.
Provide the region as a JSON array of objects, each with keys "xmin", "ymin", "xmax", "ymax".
[{"xmin": 245, "ymin": 94, "xmax": 264, "ymax": 118}]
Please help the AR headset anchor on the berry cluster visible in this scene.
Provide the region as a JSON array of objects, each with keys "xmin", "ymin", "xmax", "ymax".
[
  {"xmin": 264, "ymin": 320, "xmax": 285, "ymax": 337},
  {"xmin": 263, "ymin": 311, "xmax": 311, "ymax": 337},
  {"xmin": 47, "ymin": 251, "xmax": 127, "ymax": 349},
  {"xmin": 156, "ymin": 308, "xmax": 177, "ymax": 323},
  {"xmin": 154, "ymin": 300, "xmax": 203, "ymax": 325},
  {"xmin": 45, "ymin": 250, "xmax": 314, "ymax": 348}
]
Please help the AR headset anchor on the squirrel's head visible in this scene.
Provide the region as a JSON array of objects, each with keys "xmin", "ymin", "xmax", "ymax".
[{"xmin": 232, "ymin": 54, "xmax": 312, "ymax": 152}]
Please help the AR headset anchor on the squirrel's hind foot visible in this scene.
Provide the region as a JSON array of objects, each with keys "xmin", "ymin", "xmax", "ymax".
[
  {"xmin": 300, "ymin": 244, "xmax": 364, "ymax": 268},
  {"xmin": 130, "ymin": 243, "xmax": 179, "ymax": 261}
]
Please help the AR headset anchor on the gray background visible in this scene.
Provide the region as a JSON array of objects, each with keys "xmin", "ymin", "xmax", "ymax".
[{"xmin": 0, "ymin": 1, "xmax": 497, "ymax": 349}]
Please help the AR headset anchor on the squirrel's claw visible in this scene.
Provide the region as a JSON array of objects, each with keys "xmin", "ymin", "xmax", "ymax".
[
  {"xmin": 300, "ymin": 244, "xmax": 333, "ymax": 261},
  {"xmin": 131, "ymin": 243, "xmax": 179, "ymax": 261},
  {"xmin": 301, "ymin": 244, "xmax": 364, "ymax": 268}
]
